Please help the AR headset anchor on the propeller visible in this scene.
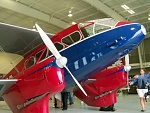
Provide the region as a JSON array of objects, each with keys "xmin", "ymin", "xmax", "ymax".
[
  {"xmin": 124, "ymin": 54, "xmax": 131, "ymax": 92},
  {"xmin": 35, "ymin": 24, "xmax": 87, "ymax": 96},
  {"xmin": 124, "ymin": 54, "xmax": 131, "ymax": 72}
]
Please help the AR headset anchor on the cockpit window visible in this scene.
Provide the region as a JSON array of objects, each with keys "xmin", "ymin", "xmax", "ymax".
[
  {"xmin": 94, "ymin": 25, "xmax": 111, "ymax": 34},
  {"xmin": 62, "ymin": 32, "xmax": 81, "ymax": 46},
  {"xmin": 79, "ymin": 18, "xmax": 118, "ymax": 36}
]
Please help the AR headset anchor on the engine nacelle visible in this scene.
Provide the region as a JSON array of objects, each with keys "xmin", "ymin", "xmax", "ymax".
[{"xmin": 74, "ymin": 66, "xmax": 128, "ymax": 108}]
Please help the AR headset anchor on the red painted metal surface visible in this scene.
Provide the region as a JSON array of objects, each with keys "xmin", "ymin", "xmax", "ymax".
[
  {"xmin": 74, "ymin": 66, "xmax": 128, "ymax": 107},
  {"xmin": 115, "ymin": 21, "xmax": 132, "ymax": 27},
  {"xmin": 2, "ymin": 57, "xmax": 65, "ymax": 113}
]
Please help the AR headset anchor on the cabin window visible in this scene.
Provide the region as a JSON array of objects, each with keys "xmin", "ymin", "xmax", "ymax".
[
  {"xmin": 35, "ymin": 50, "xmax": 43, "ymax": 61},
  {"xmin": 26, "ymin": 56, "xmax": 35, "ymax": 68},
  {"xmin": 70, "ymin": 32, "xmax": 80, "ymax": 42},
  {"xmin": 80, "ymin": 28, "xmax": 90, "ymax": 38},
  {"xmin": 47, "ymin": 42, "xmax": 63, "ymax": 57},
  {"xmin": 45, "ymin": 48, "xmax": 50, "ymax": 58},
  {"xmin": 47, "ymin": 50, "xmax": 52, "ymax": 57},
  {"xmin": 62, "ymin": 36, "xmax": 73, "ymax": 45},
  {"xmin": 62, "ymin": 32, "xmax": 80, "ymax": 46},
  {"xmin": 54, "ymin": 42, "xmax": 64, "ymax": 51},
  {"xmin": 35, "ymin": 49, "xmax": 48, "ymax": 62},
  {"xmin": 78, "ymin": 23, "xmax": 92, "ymax": 38}
]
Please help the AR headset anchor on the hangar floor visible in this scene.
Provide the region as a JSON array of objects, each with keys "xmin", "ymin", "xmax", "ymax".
[{"xmin": 0, "ymin": 94, "xmax": 150, "ymax": 113}]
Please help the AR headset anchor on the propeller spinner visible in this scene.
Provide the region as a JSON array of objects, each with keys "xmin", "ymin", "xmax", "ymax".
[{"xmin": 35, "ymin": 24, "xmax": 87, "ymax": 96}]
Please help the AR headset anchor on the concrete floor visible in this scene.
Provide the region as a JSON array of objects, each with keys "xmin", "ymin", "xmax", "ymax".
[{"xmin": 0, "ymin": 94, "xmax": 150, "ymax": 113}]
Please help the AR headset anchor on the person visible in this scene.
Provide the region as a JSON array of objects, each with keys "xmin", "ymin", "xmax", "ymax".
[
  {"xmin": 130, "ymin": 68, "xmax": 149, "ymax": 112},
  {"xmin": 69, "ymin": 92, "xmax": 74, "ymax": 105},
  {"xmin": 53, "ymin": 97, "xmax": 57, "ymax": 108},
  {"xmin": 61, "ymin": 92, "xmax": 69, "ymax": 110},
  {"xmin": 54, "ymin": 93, "xmax": 62, "ymax": 108}
]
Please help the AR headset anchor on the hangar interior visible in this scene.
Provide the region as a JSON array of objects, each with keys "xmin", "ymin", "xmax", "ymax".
[
  {"xmin": 0, "ymin": 0, "xmax": 150, "ymax": 75},
  {"xmin": 0, "ymin": 0, "xmax": 150, "ymax": 113}
]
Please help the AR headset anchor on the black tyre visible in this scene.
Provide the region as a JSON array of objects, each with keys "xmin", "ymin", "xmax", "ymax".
[{"xmin": 99, "ymin": 104, "xmax": 115, "ymax": 111}]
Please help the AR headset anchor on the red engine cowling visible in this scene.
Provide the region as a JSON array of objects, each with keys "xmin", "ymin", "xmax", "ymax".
[{"xmin": 74, "ymin": 66, "xmax": 128, "ymax": 107}]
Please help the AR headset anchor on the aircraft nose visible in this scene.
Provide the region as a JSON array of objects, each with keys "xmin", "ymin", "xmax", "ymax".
[
  {"xmin": 116, "ymin": 22, "xmax": 147, "ymax": 36},
  {"xmin": 141, "ymin": 25, "xmax": 147, "ymax": 35}
]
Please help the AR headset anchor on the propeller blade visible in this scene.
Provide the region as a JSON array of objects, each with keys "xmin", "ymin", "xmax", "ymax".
[
  {"xmin": 64, "ymin": 65, "xmax": 87, "ymax": 96},
  {"xmin": 124, "ymin": 54, "xmax": 131, "ymax": 92},
  {"xmin": 124, "ymin": 54, "xmax": 131, "ymax": 72},
  {"xmin": 36, "ymin": 23, "xmax": 87, "ymax": 96},
  {"xmin": 35, "ymin": 24, "xmax": 62, "ymax": 59},
  {"xmin": 125, "ymin": 54, "xmax": 129, "ymax": 66}
]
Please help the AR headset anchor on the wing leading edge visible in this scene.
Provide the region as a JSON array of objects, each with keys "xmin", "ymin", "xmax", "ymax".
[{"xmin": 0, "ymin": 79, "xmax": 20, "ymax": 96}]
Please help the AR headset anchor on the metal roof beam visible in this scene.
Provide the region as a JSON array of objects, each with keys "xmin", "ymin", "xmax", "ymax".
[
  {"xmin": 83, "ymin": 0, "xmax": 126, "ymax": 21},
  {"xmin": 0, "ymin": 0, "xmax": 69, "ymax": 29}
]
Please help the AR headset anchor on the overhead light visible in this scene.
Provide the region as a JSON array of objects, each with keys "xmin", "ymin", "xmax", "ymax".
[
  {"xmin": 128, "ymin": 10, "xmax": 135, "ymax": 14},
  {"xmin": 69, "ymin": 10, "xmax": 72, "ymax": 13},
  {"xmin": 121, "ymin": 4, "xmax": 135, "ymax": 15},
  {"xmin": 68, "ymin": 13, "xmax": 73, "ymax": 17},
  {"xmin": 68, "ymin": 8, "xmax": 73, "ymax": 17},
  {"xmin": 72, "ymin": 22, "xmax": 76, "ymax": 25},
  {"xmin": 148, "ymin": 17, "xmax": 150, "ymax": 20},
  {"xmin": 121, "ymin": 4, "xmax": 129, "ymax": 10},
  {"xmin": 33, "ymin": 25, "xmax": 35, "ymax": 28}
]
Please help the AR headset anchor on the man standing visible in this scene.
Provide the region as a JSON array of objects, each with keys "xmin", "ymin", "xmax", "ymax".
[
  {"xmin": 130, "ymin": 68, "xmax": 149, "ymax": 112},
  {"xmin": 61, "ymin": 92, "xmax": 69, "ymax": 110}
]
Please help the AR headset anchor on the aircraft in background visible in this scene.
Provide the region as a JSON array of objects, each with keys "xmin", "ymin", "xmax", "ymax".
[{"xmin": 0, "ymin": 18, "xmax": 146, "ymax": 113}]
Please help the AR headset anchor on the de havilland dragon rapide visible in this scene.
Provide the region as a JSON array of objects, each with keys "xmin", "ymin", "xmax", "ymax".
[{"xmin": 0, "ymin": 18, "xmax": 147, "ymax": 113}]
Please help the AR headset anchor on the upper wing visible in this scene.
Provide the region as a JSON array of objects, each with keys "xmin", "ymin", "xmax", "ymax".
[
  {"xmin": 0, "ymin": 22, "xmax": 54, "ymax": 56},
  {"xmin": 0, "ymin": 79, "xmax": 19, "ymax": 96}
]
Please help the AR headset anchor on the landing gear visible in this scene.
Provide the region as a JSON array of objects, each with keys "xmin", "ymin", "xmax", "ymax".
[{"xmin": 99, "ymin": 104, "xmax": 116, "ymax": 111}]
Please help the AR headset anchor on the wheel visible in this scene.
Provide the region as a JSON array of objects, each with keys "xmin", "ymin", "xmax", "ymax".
[{"xmin": 99, "ymin": 104, "xmax": 115, "ymax": 111}]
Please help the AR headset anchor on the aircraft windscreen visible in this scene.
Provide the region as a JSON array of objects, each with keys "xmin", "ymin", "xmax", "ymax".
[{"xmin": 79, "ymin": 18, "xmax": 119, "ymax": 37}]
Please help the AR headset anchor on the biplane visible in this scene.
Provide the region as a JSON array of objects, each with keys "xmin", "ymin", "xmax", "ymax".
[{"xmin": 0, "ymin": 18, "xmax": 146, "ymax": 113}]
